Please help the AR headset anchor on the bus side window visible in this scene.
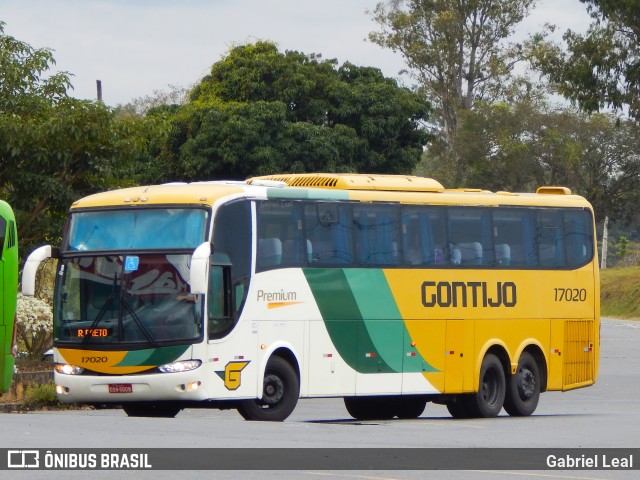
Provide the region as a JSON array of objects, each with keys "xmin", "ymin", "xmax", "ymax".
[
  {"xmin": 401, "ymin": 207, "xmax": 445, "ymax": 266},
  {"xmin": 0, "ymin": 217, "xmax": 5, "ymax": 260},
  {"xmin": 564, "ymin": 210, "xmax": 593, "ymax": 268},
  {"xmin": 304, "ymin": 203, "xmax": 353, "ymax": 265},
  {"xmin": 234, "ymin": 283, "xmax": 245, "ymax": 312},
  {"xmin": 257, "ymin": 238, "xmax": 282, "ymax": 269},
  {"xmin": 257, "ymin": 201, "xmax": 307, "ymax": 269},
  {"xmin": 354, "ymin": 206, "xmax": 399, "ymax": 265},
  {"xmin": 492, "ymin": 209, "xmax": 527, "ymax": 267},
  {"xmin": 448, "ymin": 208, "xmax": 492, "ymax": 266},
  {"xmin": 208, "ymin": 265, "xmax": 233, "ymax": 340},
  {"xmin": 537, "ymin": 211, "xmax": 565, "ymax": 267}
]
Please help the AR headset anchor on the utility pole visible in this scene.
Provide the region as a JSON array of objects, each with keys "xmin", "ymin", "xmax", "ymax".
[{"xmin": 601, "ymin": 216, "xmax": 608, "ymax": 269}]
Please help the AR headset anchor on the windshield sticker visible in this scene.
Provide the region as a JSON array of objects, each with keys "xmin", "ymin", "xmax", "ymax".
[{"xmin": 124, "ymin": 256, "xmax": 139, "ymax": 272}]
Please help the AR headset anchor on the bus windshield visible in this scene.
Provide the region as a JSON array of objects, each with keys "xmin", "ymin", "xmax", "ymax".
[
  {"xmin": 65, "ymin": 208, "xmax": 208, "ymax": 251},
  {"xmin": 54, "ymin": 254, "xmax": 202, "ymax": 346}
]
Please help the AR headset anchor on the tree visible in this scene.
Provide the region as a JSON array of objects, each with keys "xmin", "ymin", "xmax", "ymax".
[
  {"xmin": 416, "ymin": 99, "xmax": 575, "ymax": 191},
  {"xmin": 144, "ymin": 42, "xmax": 432, "ymax": 182},
  {"xmin": 0, "ymin": 22, "xmax": 145, "ymax": 253},
  {"xmin": 417, "ymin": 100, "xmax": 545, "ymax": 190},
  {"xmin": 415, "ymin": 98, "xmax": 640, "ymax": 229},
  {"xmin": 528, "ymin": 0, "xmax": 640, "ymax": 119},
  {"xmin": 116, "ymin": 84, "xmax": 190, "ymax": 116},
  {"xmin": 369, "ymin": 0, "xmax": 537, "ymax": 146},
  {"xmin": 571, "ymin": 114, "xmax": 640, "ymax": 227},
  {"xmin": 0, "ymin": 21, "xmax": 70, "ymax": 112}
]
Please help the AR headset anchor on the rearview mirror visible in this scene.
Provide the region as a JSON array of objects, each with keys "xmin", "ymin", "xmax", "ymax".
[
  {"xmin": 190, "ymin": 242, "xmax": 211, "ymax": 295},
  {"xmin": 22, "ymin": 245, "xmax": 55, "ymax": 296}
]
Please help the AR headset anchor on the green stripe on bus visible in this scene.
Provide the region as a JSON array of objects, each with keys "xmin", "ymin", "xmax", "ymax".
[
  {"xmin": 116, "ymin": 345, "xmax": 189, "ymax": 367},
  {"xmin": 343, "ymin": 269, "xmax": 438, "ymax": 373},
  {"xmin": 303, "ymin": 269, "xmax": 396, "ymax": 373},
  {"xmin": 266, "ymin": 188, "xmax": 349, "ymax": 201},
  {"xmin": 343, "ymin": 269, "xmax": 404, "ymax": 373}
]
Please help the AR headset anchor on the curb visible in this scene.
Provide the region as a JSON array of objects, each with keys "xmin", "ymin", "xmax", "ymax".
[{"xmin": 0, "ymin": 403, "xmax": 23, "ymax": 413}]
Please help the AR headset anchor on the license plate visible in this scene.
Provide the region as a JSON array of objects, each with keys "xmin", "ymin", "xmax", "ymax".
[{"xmin": 108, "ymin": 384, "xmax": 133, "ymax": 394}]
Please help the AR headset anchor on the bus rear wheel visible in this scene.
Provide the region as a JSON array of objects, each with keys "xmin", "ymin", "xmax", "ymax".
[
  {"xmin": 467, "ymin": 353, "xmax": 506, "ymax": 418},
  {"xmin": 446, "ymin": 396, "xmax": 474, "ymax": 419},
  {"xmin": 504, "ymin": 352, "xmax": 540, "ymax": 417},
  {"xmin": 237, "ymin": 356, "xmax": 299, "ymax": 422},
  {"xmin": 122, "ymin": 402, "xmax": 181, "ymax": 418}
]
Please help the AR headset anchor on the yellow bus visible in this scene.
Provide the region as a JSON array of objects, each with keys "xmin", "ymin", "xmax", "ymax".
[{"xmin": 21, "ymin": 174, "xmax": 599, "ymax": 420}]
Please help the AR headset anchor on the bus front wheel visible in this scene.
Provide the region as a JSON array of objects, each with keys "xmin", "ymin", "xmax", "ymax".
[
  {"xmin": 237, "ymin": 356, "xmax": 299, "ymax": 422},
  {"xmin": 394, "ymin": 396, "xmax": 427, "ymax": 419},
  {"xmin": 344, "ymin": 396, "xmax": 394, "ymax": 420},
  {"xmin": 122, "ymin": 402, "xmax": 181, "ymax": 418},
  {"xmin": 503, "ymin": 352, "xmax": 540, "ymax": 417}
]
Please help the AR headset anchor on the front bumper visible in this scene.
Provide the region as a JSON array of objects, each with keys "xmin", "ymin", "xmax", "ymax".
[{"xmin": 54, "ymin": 368, "xmax": 209, "ymax": 403}]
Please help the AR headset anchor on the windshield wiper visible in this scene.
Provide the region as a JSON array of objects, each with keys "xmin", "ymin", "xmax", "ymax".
[
  {"xmin": 80, "ymin": 267, "xmax": 158, "ymax": 348},
  {"xmin": 81, "ymin": 272, "xmax": 118, "ymax": 346},
  {"xmin": 120, "ymin": 298, "xmax": 159, "ymax": 348}
]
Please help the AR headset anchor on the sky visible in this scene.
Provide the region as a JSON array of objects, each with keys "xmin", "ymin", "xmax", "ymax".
[{"xmin": 1, "ymin": 0, "xmax": 593, "ymax": 107}]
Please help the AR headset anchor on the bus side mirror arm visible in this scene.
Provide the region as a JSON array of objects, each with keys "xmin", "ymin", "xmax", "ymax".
[
  {"xmin": 22, "ymin": 245, "xmax": 58, "ymax": 296},
  {"xmin": 190, "ymin": 242, "xmax": 211, "ymax": 295}
]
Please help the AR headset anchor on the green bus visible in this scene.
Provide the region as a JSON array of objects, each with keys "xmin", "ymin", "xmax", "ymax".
[{"xmin": 0, "ymin": 200, "xmax": 18, "ymax": 392}]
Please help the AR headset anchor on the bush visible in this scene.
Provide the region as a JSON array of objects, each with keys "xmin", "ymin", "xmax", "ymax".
[
  {"xmin": 16, "ymin": 293, "xmax": 53, "ymax": 358},
  {"xmin": 22, "ymin": 382, "xmax": 59, "ymax": 409}
]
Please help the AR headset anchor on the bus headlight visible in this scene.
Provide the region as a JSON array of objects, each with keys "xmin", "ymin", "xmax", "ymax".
[
  {"xmin": 158, "ymin": 360, "xmax": 202, "ymax": 373},
  {"xmin": 55, "ymin": 364, "xmax": 85, "ymax": 375}
]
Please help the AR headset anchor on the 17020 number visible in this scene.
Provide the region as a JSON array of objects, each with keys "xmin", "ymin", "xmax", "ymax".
[
  {"xmin": 82, "ymin": 356, "xmax": 108, "ymax": 364},
  {"xmin": 554, "ymin": 288, "xmax": 587, "ymax": 302}
]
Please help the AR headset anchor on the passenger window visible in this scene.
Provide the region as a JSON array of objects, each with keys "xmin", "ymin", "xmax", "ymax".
[
  {"xmin": 564, "ymin": 210, "xmax": 593, "ymax": 268},
  {"xmin": 256, "ymin": 201, "xmax": 307, "ymax": 270},
  {"xmin": 257, "ymin": 238, "xmax": 282, "ymax": 269},
  {"xmin": 492, "ymin": 209, "xmax": 535, "ymax": 267},
  {"xmin": 448, "ymin": 208, "xmax": 493, "ymax": 266},
  {"xmin": 401, "ymin": 207, "xmax": 447, "ymax": 266},
  {"xmin": 304, "ymin": 203, "xmax": 353, "ymax": 265},
  {"xmin": 354, "ymin": 205, "xmax": 399, "ymax": 265},
  {"xmin": 537, "ymin": 211, "xmax": 565, "ymax": 267}
]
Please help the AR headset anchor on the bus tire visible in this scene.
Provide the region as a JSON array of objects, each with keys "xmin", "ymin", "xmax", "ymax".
[
  {"xmin": 122, "ymin": 402, "xmax": 181, "ymax": 418},
  {"xmin": 344, "ymin": 397, "xmax": 372, "ymax": 420},
  {"xmin": 470, "ymin": 353, "xmax": 506, "ymax": 418},
  {"xmin": 446, "ymin": 396, "xmax": 474, "ymax": 419},
  {"xmin": 237, "ymin": 356, "xmax": 299, "ymax": 422},
  {"xmin": 344, "ymin": 396, "xmax": 394, "ymax": 420},
  {"xmin": 394, "ymin": 396, "xmax": 427, "ymax": 419},
  {"xmin": 504, "ymin": 352, "xmax": 540, "ymax": 417}
]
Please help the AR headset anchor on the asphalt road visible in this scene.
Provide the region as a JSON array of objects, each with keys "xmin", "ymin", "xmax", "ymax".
[{"xmin": 1, "ymin": 318, "xmax": 638, "ymax": 480}]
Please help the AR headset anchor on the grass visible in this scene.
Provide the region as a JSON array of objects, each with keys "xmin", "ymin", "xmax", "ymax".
[{"xmin": 600, "ymin": 266, "xmax": 640, "ymax": 319}]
